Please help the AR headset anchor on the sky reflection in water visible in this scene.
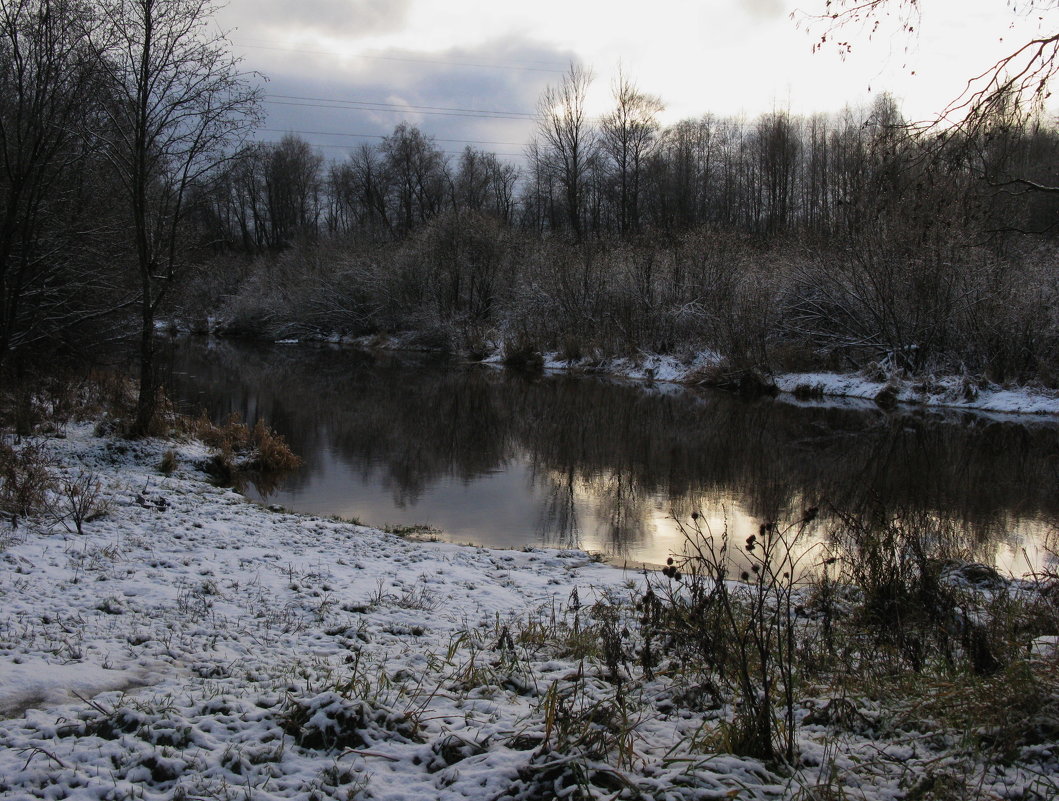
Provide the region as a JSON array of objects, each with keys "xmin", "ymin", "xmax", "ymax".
[{"xmin": 164, "ymin": 339, "xmax": 1059, "ymax": 576}]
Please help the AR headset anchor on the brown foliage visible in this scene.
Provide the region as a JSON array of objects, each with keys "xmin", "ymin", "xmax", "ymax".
[{"xmin": 190, "ymin": 412, "xmax": 301, "ymax": 482}]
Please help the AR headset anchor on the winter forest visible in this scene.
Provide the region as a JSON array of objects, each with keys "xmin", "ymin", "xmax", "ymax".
[
  {"xmin": 205, "ymin": 90, "xmax": 1059, "ymax": 388},
  {"xmin": 6, "ymin": 0, "xmax": 1059, "ymax": 422}
]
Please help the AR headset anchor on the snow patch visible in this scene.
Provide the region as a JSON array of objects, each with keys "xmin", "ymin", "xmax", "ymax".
[{"xmin": 775, "ymin": 372, "xmax": 1059, "ymax": 416}]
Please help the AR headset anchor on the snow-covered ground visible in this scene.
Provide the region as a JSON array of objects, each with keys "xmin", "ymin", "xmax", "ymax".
[
  {"xmin": 3, "ymin": 425, "xmax": 1055, "ymax": 800},
  {"xmin": 0, "ymin": 427, "xmax": 643, "ymax": 800}
]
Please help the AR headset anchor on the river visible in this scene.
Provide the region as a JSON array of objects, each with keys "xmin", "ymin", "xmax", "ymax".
[{"xmin": 163, "ymin": 338, "xmax": 1059, "ymax": 576}]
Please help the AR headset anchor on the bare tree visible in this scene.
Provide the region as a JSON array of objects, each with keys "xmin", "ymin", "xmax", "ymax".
[
  {"xmin": 488, "ymin": 157, "xmax": 520, "ymax": 225},
  {"xmin": 800, "ymin": 112, "xmax": 833, "ymax": 236},
  {"xmin": 263, "ymin": 134, "xmax": 322, "ymax": 249},
  {"xmin": 452, "ymin": 146, "xmax": 520, "ymax": 224},
  {"xmin": 381, "ymin": 122, "xmax": 447, "ymax": 237},
  {"xmin": 806, "ymin": 1, "xmax": 1059, "ymax": 138},
  {"xmin": 228, "ymin": 142, "xmax": 269, "ymax": 251},
  {"xmin": 536, "ymin": 63, "xmax": 596, "ymax": 238},
  {"xmin": 600, "ymin": 69, "xmax": 663, "ymax": 236},
  {"xmin": 0, "ymin": 0, "xmax": 118, "ymax": 372},
  {"xmin": 522, "ymin": 137, "xmax": 556, "ymax": 234},
  {"xmin": 647, "ymin": 117, "xmax": 706, "ymax": 230},
  {"xmin": 328, "ymin": 142, "xmax": 394, "ymax": 241},
  {"xmin": 754, "ymin": 110, "xmax": 801, "ymax": 234},
  {"xmin": 452, "ymin": 146, "xmax": 491, "ymax": 214},
  {"xmin": 94, "ymin": 0, "xmax": 260, "ymax": 434}
]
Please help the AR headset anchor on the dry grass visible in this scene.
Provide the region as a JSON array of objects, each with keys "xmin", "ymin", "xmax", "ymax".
[
  {"xmin": 158, "ymin": 449, "xmax": 179, "ymax": 475},
  {"xmin": 188, "ymin": 412, "xmax": 301, "ymax": 486},
  {"xmin": 250, "ymin": 419, "xmax": 302, "ymax": 472}
]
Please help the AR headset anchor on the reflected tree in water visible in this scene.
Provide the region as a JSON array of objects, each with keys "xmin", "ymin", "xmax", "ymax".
[
  {"xmin": 163, "ymin": 340, "xmax": 1059, "ymax": 567},
  {"xmin": 533, "ymin": 465, "xmax": 582, "ymax": 550}
]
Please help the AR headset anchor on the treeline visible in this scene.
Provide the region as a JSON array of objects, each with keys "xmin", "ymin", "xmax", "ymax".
[
  {"xmin": 193, "ymin": 70, "xmax": 1059, "ymax": 383},
  {"xmin": 5, "ymin": 0, "xmax": 1059, "ymax": 399},
  {"xmin": 197, "ymin": 75, "xmax": 1059, "ymax": 247}
]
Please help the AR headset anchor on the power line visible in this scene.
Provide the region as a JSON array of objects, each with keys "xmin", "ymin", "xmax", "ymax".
[
  {"xmin": 254, "ymin": 138, "xmax": 523, "ymax": 158},
  {"xmin": 265, "ymin": 98, "xmax": 535, "ymax": 121},
  {"xmin": 260, "ymin": 127, "xmax": 526, "ymax": 147},
  {"xmin": 267, "ymin": 94, "xmax": 535, "ymax": 119},
  {"xmin": 236, "ymin": 42, "xmax": 566, "ymax": 73}
]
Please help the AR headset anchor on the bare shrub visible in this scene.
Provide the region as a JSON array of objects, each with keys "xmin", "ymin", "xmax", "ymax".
[
  {"xmin": 411, "ymin": 210, "xmax": 512, "ymax": 324},
  {"xmin": 501, "ymin": 337, "xmax": 544, "ymax": 371},
  {"xmin": 831, "ymin": 505, "xmax": 964, "ymax": 673},
  {"xmin": 78, "ymin": 372, "xmax": 179, "ymax": 438},
  {"xmin": 643, "ymin": 512, "xmax": 813, "ymax": 763},
  {"xmin": 82, "ymin": 370, "xmax": 139, "ymax": 422},
  {"xmin": 959, "ymin": 248, "xmax": 1059, "ymax": 385},
  {"xmin": 2, "ymin": 382, "xmax": 46, "ymax": 437},
  {"xmin": 0, "ymin": 441, "xmax": 55, "ymax": 518},
  {"xmin": 56, "ymin": 472, "xmax": 108, "ymax": 535}
]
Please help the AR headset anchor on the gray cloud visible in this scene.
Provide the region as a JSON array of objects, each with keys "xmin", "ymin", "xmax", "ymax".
[
  {"xmin": 252, "ymin": 38, "xmax": 574, "ymax": 165},
  {"xmin": 220, "ymin": 0, "xmax": 412, "ymax": 40}
]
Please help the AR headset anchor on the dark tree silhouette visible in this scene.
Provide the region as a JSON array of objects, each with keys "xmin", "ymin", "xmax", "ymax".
[{"xmin": 95, "ymin": 0, "xmax": 260, "ymax": 434}]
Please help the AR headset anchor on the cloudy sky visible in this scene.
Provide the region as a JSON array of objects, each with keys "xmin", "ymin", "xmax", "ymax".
[{"xmin": 213, "ymin": 0, "xmax": 1053, "ymax": 163}]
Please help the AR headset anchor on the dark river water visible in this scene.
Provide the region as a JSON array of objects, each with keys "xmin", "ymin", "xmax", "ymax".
[{"xmin": 162, "ymin": 338, "xmax": 1059, "ymax": 575}]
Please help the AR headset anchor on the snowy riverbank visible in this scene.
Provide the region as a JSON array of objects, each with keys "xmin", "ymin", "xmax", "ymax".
[
  {"xmin": 486, "ymin": 347, "xmax": 1059, "ymax": 417},
  {"xmin": 0, "ymin": 426, "xmax": 635, "ymax": 799},
  {"xmin": 264, "ymin": 329, "xmax": 1059, "ymax": 418},
  {"xmin": 3, "ymin": 425, "xmax": 1056, "ymax": 799}
]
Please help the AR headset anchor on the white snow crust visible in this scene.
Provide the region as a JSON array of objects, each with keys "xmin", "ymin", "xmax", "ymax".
[{"xmin": 773, "ymin": 372, "xmax": 1059, "ymax": 416}]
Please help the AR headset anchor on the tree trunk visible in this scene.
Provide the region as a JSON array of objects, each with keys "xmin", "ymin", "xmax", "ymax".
[{"xmin": 133, "ymin": 286, "xmax": 156, "ymax": 435}]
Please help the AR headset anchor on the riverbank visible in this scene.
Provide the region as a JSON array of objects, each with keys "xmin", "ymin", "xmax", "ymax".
[
  {"xmin": 2, "ymin": 424, "xmax": 1058, "ymax": 799},
  {"xmin": 498, "ymin": 349, "xmax": 1059, "ymax": 417},
  {"xmin": 255, "ymin": 328, "xmax": 1059, "ymax": 418}
]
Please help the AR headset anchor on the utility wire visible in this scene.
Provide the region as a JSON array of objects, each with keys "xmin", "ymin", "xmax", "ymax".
[
  {"xmin": 255, "ymin": 138, "xmax": 523, "ymax": 158},
  {"xmin": 266, "ymin": 94, "xmax": 535, "ymax": 119},
  {"xmin": 260, "ymin": 127, "xmax": 526, "ymax": 147},
  {"xmin": 264, "ymin": 98, "xmax": 536, "ymax": 121},
  {"xmin": 236, "ymin": 42, "xmax": 566, "ymax": 73}
]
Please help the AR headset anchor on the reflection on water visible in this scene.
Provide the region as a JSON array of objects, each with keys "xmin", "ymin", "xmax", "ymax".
[{"xmin": 163, "ymin": 339, "xmax": 1059, "ymax": 574}]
